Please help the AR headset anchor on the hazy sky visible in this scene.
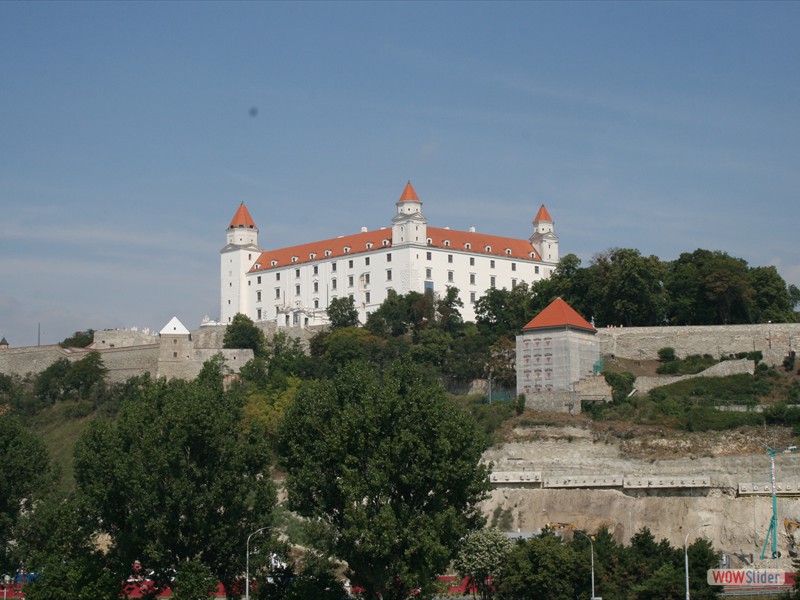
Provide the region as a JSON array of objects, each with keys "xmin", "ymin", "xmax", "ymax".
[{"xmin": 2, "ymin": 1, "xmax": 799, "ymax": 347}]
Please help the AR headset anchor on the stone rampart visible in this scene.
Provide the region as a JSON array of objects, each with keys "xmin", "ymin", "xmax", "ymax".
[
  {"xmin": 0, "ymin": 344, "xmax": 72, "ymax": 377},
  {"xmin": 90, "ymin": 345, "xmax": 160, "ymax": 384},
  {"xmin": 633, "ymin": 358, "xmax": 755, "ymax": 395},
  {"xmin": 91, "ymin": 329, "xmax": 157, "ymax": 349},
  {"xmin": 596, "ymin": 323, "xmax": 800, "ymax": 367}
]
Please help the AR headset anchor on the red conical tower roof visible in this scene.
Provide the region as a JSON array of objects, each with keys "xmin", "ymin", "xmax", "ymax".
[
  {"xmin": 228, "ymin": 202, "xmax": 257, "ymax": 229},
  {"xmin": 534, "ymin": 204, "xmax": 553, "ymax": 222},
  {"xmin": 522, "ymin": 298, "xmax": 595, "ymax": 333},
  {"xmin": 398, "ymin": 181, "xmax": 420, "ymax": 202}
]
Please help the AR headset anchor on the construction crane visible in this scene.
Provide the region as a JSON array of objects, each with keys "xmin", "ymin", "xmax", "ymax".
[
  {"xmin": 752, "ymin": 437, "xmax": 794, "ymax": 561},
  {"xmin": 784, "ymin": 518, "xmax": 800, "ymax": 558}
]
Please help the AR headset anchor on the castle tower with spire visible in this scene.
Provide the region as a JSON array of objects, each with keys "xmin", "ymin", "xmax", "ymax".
[
  {"xmin": 221, "ymin": 183, "xmax": 559, "ymax": 328},
  {"xmin": 530, "ymin": 204, "xmax": 559, "ymax": 263},
  {"xmin": 220, "ymin": 203, "xmax": 260, "ymax": 323}
]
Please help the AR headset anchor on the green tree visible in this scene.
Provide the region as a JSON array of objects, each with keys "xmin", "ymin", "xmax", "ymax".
[
  {"xmin": 171, "ymin": 559, "xmax": 217, "ymax": 600},
  {"xmin": 15, "ymin": 493, "xmax": 117, "ymax": 600},
  {"xmin": 60, "ymin": 329, "xmax": 94, "ymax": 348},
  {"xmin": 327, "ymin": 296, "xmax": 360, "ymax": 329},
  {"xmin": 34, "ymin": 358, "xmax": 72, "ymax": 404},
  {"xmin": 223, "ymin": 312, "xmax": 265, "ymax": 356},
  {"xmin": 74, "ymin": 359, "xmax": 276, "ymax": 596},
  {"xmin": 497, "ymin": 532, "xmax": 585, "ymax": 600},
  {"xmin": 0, "ymin": 413, "xmax": 52, "ymax": 575},
  {"xmin": 748, "ymin": 265, "xmax": 797, "ymax": 323},
  {"xmin": 474, "ymin": 283, "xmax": 535, "ymax": 342},
  {"xmin": 279, "ymin": 359, "xmax": 491, "ymax": 600},
  {"xmin": 453, "ymin": 529, "xmax": 511, "ymax": 600},
  {"xmin": 64, "ymin": 352, "xmax": 108, "ymax": 399}
]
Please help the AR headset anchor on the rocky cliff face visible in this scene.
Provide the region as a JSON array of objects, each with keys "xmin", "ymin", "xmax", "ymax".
[{"xmin": 481, "ymin": 424, "xmax": 800, "ymax": 568}]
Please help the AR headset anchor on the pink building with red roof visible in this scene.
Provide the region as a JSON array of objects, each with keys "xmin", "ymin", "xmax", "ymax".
[
  {"xmin": 516, "ymin": 298, "xmax": 610, "ymax": 413},
  {"xmin": 221, "ymin": 182, "xmax": 559, "ymax": 327}
]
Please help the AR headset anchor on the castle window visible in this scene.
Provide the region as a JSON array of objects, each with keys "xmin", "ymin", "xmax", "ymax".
[
  {"xmin": 426, "ymin": 268, "xmax": 432, "ymax": 279},
  {"xmin": 348, "ymin": 259, "xmax": 354, "ymax": 269},
  {"xmin": 485, "ymin": 246, "xmax": 492, "ymax": 252},
  {"xmin": 313, "ymin": 265, "xmax": 318, "ymax": 275},
  {"xmin": 271, "ymin": 260, "xmax": 277, "ymax": 267},
  {"xmin": 535, "ymin": 266, "xmax": 540, "ymax": 275},
  {"xmin": 448, "ymin": 271, "xmax": 454, "ymax": 282},
  {"xmin": 512, "ymin": 263, "xmax": 516, "ymax": 271},
  {"xmin": 382, "ymin": 239, "xmax": 389, "ymax": 247},
  {"xmin": 448, "ymin": 254, "xmax": 453, "ymax": 263},
  {"xmin": 344, "ymin": 246, "xmax": 351, "ymax": 253},
  {"xmin": 490, "ymin": 260, "xmax": 495, "ymax": 269},
  {"xmin": 365, "ymin": 257, "xmax": 370, "ymax": 266},
  {"xmin": 275, "ymin": 288, "xmax": 281, "ymax": 299},
  {"xmin": 426, "ymin": 238, "xmax": 432, "ymax": 245},
  {"xmin": 173, "ymin": 352, "xmax": 178, "ymax": 358},
  {"xmin": 257, "ymin": 308, "xmax": 262, "ymax": 319},
  {"xmin": 173, "ymin": 339, "xmax": 177, "ymax": 345},
  {"xmin": 470, "ymin": 273, "xmax": 475, "ymax": 285},
  {"xmin": 512, "ymin": 279, "xmax": 517, "ymax": 289},
  {"xmin": 332, "ymin": 278, "xmax": 337, "ymax": 290},
  {"xmin": 366, "ymin": 292, "xmax": 371, "ymax": 303},
  {"xmin": 332, "ymin": 262, "xmax": 337, "ymax": 272},
  {"xmin": 310, "ymin": 253, "xmax": 316, "ymax": 260},
  {"xmin": 444, "ymin": 240, "xmax": 450, "ymax": 247},
  {"xmin": 257, "ymin": 291, "xmax": 262, "ymax": 302},
  {"xmin": 364, "ymin": 273, "xmax": 370, "ymax": 285},
  {"xmin": 470, "ymin": 257, "xmax": 475, "ymax": 266},
  {"xmin": 257, "ymin": 276, "xmax": 261, "ymax": 284},
  {"xmin": 470, "ymin": 292, "xmax": 476, "ymax": 303},
  {"xmin": 248, "ymin": 281, "xmax": 251, "ymax": 286},
  {"xmin": 291, "ymin": 256, "xmax": 298, "ymax": 263},
  {"xmin": 314, "ymin": 281, "xmax": 319, "ymax": 293},
  {"xmin": 426, "ymin": 252, "xmax": 432, "ymax": 260},
  {"xmin": 387, "ymin": 270, "xmax": 392, "ymax": 281},
  {"xmin": 465, "ymin": 242, "xmax": 471, "ymax": 250},
  {"xmin": 295, "ymin": 284, "xmax": 300, "ymax": 296},
  {"xmin": 505, "ymin": 249, "xmax": 512, "ymax": 255},
  {"xmin": 314, "ymin": 300, "xmax": 319, "ymax": 309},
  {"xmin": 490, "ymin": 276, "xmax": 496, "ymax": 288},
  {"xmin": 386, "ymin": 253, "xmax": 392, "ymax": 262},
  {"xmin": 348, "ymin": 276, "xmax": 354, "ymax": 287},
  {"xmin": 295, "ymin": 269, "xmax": 300, "ymax": 278},
  {"xmin": 366, "ymin": 242, "xmax": 373, "ymax": 249}
]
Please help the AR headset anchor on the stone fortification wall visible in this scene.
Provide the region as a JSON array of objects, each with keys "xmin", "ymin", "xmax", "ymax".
[
  {"xmin": 194, "ymin": 322, "xmax": 325, "ymax": 351},
  {"xmin": 0, "ymin": 344, "xmax": 75, "ymax": 377},
  {"xmin": 90, "ymin": 345, "xmax": 160, "ymax": 384},
  {"xmin": 157, "ymin": 348, "xmax": 253, "ymax": 381},
  {"xmin": 633, "ymin": 358, "xmax": 755, "ymax": 395},
  {"xmin": 596, "ymin": 323, "xmax": 800, "ymax": 366},
  {"xmin": 525, "ymin": 390, "xmax": 583, "ymax": 415},
  {"xmin": 91, "ymin": 329, "xmax": 157, "ymax": 349}
]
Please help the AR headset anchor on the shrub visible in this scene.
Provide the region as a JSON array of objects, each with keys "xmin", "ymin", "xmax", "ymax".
[{"xmin": 658, "ymin": 347, "xmax": 676, "ymax": 362}]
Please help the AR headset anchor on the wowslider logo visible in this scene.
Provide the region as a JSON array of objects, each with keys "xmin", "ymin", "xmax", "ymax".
[{"xmin": 707, "ymin": 569, "xmax": 785, "ymax": 586}]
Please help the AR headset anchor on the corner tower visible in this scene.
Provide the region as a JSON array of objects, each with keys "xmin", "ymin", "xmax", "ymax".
[
  {"xmin": 530, "ymin": 204, "xmax": 559, "ymax": 263},
  {"xmin": 391, "ymin": 181, "xmax": 427, "ymax": 246},
  {"xmin": 221, "ymin": 203, "xmax": 260, "ymax": 323}
]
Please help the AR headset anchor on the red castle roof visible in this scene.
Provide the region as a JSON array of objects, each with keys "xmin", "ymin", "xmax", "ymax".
[
  {"xmin": 398, "ymin": 181, "xmax": 420, "ymax": 202},
  {"xmin": 522, "ymin": 298, "xmax": 595, "ymax": 333},
  {"xmin": 534, "ymin": 204, "xmax": 553, "ymax": 222},
  {"xmin": 228, "ymin": 203, "xmax": 257, "ymax": 229}
]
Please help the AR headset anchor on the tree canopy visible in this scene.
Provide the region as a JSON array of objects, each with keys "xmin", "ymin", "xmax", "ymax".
[
  {"xmin": 74, "ymin": 360, "xmax": 276, "ymax": 595},
  {"xmin": 279, "ymin": 359, "xmax": 491, "ymax": 600}
]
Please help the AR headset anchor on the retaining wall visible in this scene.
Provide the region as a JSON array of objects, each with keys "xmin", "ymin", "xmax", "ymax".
[{"xmin": 633, "ymin": 358, "xmax": 755, "ymax": 395}]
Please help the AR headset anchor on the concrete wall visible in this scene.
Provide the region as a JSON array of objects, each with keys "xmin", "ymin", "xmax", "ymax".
[{"xmin": 596, "ymin": 323, "xmax": 800, "ymax": 366}]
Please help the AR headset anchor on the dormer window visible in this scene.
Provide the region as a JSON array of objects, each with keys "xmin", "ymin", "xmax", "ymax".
[
  {"xmin": 344, "ymin": 246, "xmax": 351, "ymax": 253},
  {"xmin": 529, "ymin": 252, "xmax": 536, "ymax": 258},
  {"xmin": 426, "ymin": 238, "xmax": 432, "ymax": 245},
  {"xmin": 309, "ymin": 253, "xmax": 316, "ymax": 260},
  {"xmin": 325, "ymin": 250, "xmax": 332, "ymax": 257},
  {"xmin": 465, "ymin": 242, "xmax": 471, "ymax": 250},
  {"xmin": 485, "ymin": 245, "xmax": 492, "ymax": 252},
  {"xmin": 366, "ymin": 242, "xmax": 373, "ymax": 250},
  {"xmin": 382, "ymin": 239, "xmax": 389, "ymax": 247},
  {"xmin": 254, "ymin": 263, "xmax": 261, "ymax": 269},
  {"xmin": 505, "ymin": 249, "xmax": 512, "ymax": 256},
  {"xmin": 270, "ymin": 260, "xmax": 278, "ymax": 267},
  {"xmin": 444, "ymin": 240, "xmax": 450, "ymax": 247},
  {"xmin": 291, "ymin": 256, "xmax": 298, "ymax": 263}
]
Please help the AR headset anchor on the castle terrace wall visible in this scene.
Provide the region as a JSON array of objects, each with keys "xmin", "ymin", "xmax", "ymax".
[
  {"xmin": 596, "ymin": 323, "xmax": 800, "ymax": 366},
  {"xmin": 0, "ymin": 344, "xmax": 74, "ymax": 377},
  {"xmin": 89, "ymin": 344, "xmax": 160, "ymax": 384},
  {"xmin": 91, "ymin": 329, "xmax": 157, "ymax": 349},
  {"xmin": 633, "ymin": 358, "xmax": 755, "ymax": 395}
]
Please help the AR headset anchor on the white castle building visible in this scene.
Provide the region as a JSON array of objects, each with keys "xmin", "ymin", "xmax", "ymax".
[{"xmin": 220, "ymin": 182, "xmax": 559, "ymax": 328}]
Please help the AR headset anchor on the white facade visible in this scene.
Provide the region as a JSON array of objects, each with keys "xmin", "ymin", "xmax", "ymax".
[{"xmin": 220, "ymin": 183, "xmax": 560, "ymax": 327}]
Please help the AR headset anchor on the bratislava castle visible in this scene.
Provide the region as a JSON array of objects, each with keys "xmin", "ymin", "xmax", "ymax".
[{"xmin": 220, "ymin": 182, "xmax": 559, "ymax": 328}]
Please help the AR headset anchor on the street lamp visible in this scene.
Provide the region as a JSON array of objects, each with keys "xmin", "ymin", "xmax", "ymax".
[
  {"xmin": 246, "ymin": 526, "xmax": 271, "ymax": 600},
  {"xmin": 574, "ymin": 530, "xmax": 596, "ymax": 600},
  {"xmin": 684, "ymin": 523, "xmax": 710, "ymax": 600}
]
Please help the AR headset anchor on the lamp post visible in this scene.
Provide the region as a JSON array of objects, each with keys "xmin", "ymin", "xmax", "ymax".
[
  {"xmin": 684, "ymin": 523, "xmax": 710, "ymax": 600},
  {"xmin": 574, "ymin": 530, "xmax": 596, "ymax": 600},
  {"xmin": 246, "ymin": 526, "xmax": 270, "ymax": 600}
]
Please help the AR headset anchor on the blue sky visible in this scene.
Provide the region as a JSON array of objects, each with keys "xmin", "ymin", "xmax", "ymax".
[{"xmin": 2, "ymin": 1, "xmax": 799, "ymax": 347}]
